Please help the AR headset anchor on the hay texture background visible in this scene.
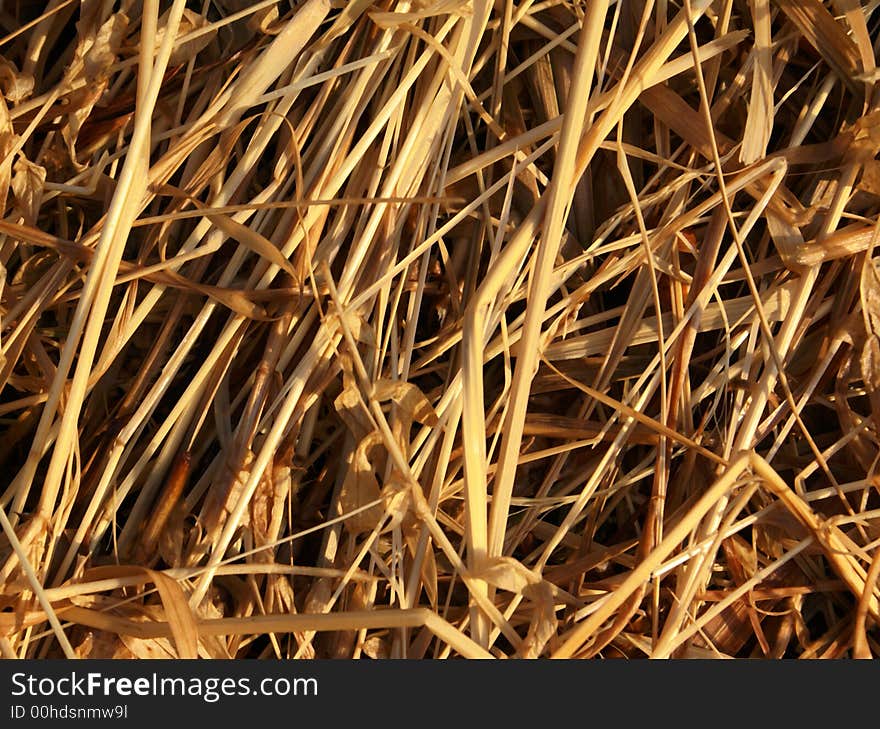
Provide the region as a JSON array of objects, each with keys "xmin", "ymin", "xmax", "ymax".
[{"xmin": 1, "ymin": 0, "xmax": 880, "ymax": 659}]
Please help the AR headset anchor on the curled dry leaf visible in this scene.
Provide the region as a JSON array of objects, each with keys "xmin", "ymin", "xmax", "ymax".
[
  {"xmin": 372, "ymin": 379, "xmax": 438, "ymax": 427},
  {"xmin": 860, "ymin": 255, "xmax": 880, "ymax": 426},
  {"xmin": 857, "ymin": 160, "xmax": 880, "ymax": 198},
  {"xmin": 361, "ymin": 634, "xmax": 390, "ymax": 659},
  {"xmin": 0, "ymin": 57, "xmax": 33, "ymax": 103},
  {"xmin": 157, "ymin": 9, "xmax": 214, "ymax": 67},
  {"xmin": 476, "ymin": 556, "xmax": 557, "ymax": 658},
  {"xmin": 0, "ymin": 96, "xmax": 17, "ymax": 214},
  {"xmin": 849, "ymin": 110, "xmax": 880, "ymax": 162},
  {"xmin": 339, "ymin": 432, "xmax": 385, "ymax": 535},
  {"xmin": 328, "ymin": 307, "xmax": 377, "ymax": 349},
  {"xmin": 250, "ymin": 458, "xmax": 278, "ymax": 550},
  {"xmin": 247, "ymin": 5, "xmax": 282, "ymax": 36},
  {"xmin": 60, "ymin": 12, "xmax": 129, "ymax": 164},
  {"xmin": 200, "ymin": 206, "xmax": 301, "ymax": 280},
  {"xmin": 11, "ymin": 156, "xmax": 46, "ymax": 226},
  {"xmin": 373, "ymin": 379, "xmax": 438, "ymax": 456},
  {"xmin": 200, "ymin": 449, "xmax": 254, "ymax": 541},
  {"xmin": 380, "ymin": 475, "xmax": 412, "ymax": 531},
  {"xmin": 335, "ymin": 366, "xmax": 374, "ymax": 442},
  {"xmin": 119, "ymin": 634, "xmax": 178, "ymax": 659}
]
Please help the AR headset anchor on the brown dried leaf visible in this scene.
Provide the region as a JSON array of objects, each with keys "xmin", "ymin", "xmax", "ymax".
[
  {"xmin": 191, "ymin": 594, "xmax": 231, "ymax": 659},
  {"xmin": 250, "ymin": 466, "xmax": 273, "ymax": 543},
  {"xmin": 196, "ymin": 448, "xmax": 252, "ymax": 544},
  {"xmin": 372, "ymin": 380, "xmax": 438, "ymax": 427},
  {"xmin": 267, "ymin": 463, "xmax": 292, "ymax": 547},
  {"xmin": 328, "ymin": 308, "xmax": 377, "ymax": 349},
  {"xmin": 0, "ymin": 95, "xmax": 17, "ymax": 214},
  {"xmin": 302, "ymin": 578, "xmax": 333, "ymax": 616},
  {"xmin": 80, "ymin": 12, "xmax": 129, "ymax": 84},
  {"xmin": 520, "ymin": 581, "xmax": 557, "ymax": 659},
  {"xmin": 849, "ymin": 110, "xmax": 880, "ymax": 162},
  {"xmin": 144, "ymin": 575, "xmax": 198, "ymax": 660},
  {"xmin": 11, "ymin": 156, "xmax": 46, "ymax": 226},
  {"xmin": 119, "ymin": 634, "xmax": 178, "ymax": 659},
  {"xmin": 373, "ymin": 379, "xmax": 437, "ymax": 455},
  {"xmin": 479, "ymin": 555, "xmax": 541, "ymax": 594},
  {"xmin": 247, "ymin": 5, "xmax": 282, "ymax": 35},
  {"xmin": 476, "ymin": 556, "xmax": 557, "ymax": 658},
  {"xmin": 158, "ymin": 8, "xmax": 214, "ymax": 66},
  {"xmin": 722, "ymin": 535, "xmax": 758, "ymax": 582},
  {"xmin": 380, "ymin": 476, "xmax": 411, "ymax": 530},
  {"xmin": 74, "ymin": 629, "xmax": 131, "ymax": 659},
  {"xmin": 203, "ymin": 208, "xmax": 300, "ymax": 280},
  {"xmin": 858, "ymin": 160, "xmax": 880, "ymax": 197},
  {"xmin": 60, "ymin": 12, "xmax": 129, "ymax": 163},
  {"xmin": 334, "ymin": 366, "xmax": 374, "ymax": 442},
  {"xmin": 71, "ymin": 566, "xmax": 200, "ymax": 658},
  {"xmin": 361, "ymin": 634, "xmax": 389, "ymax": 659},
  {"xmin": 0, "ymin": 57, "xmax": 33, "ymax": 103},
  {"xmin": 339, "ymin": 432, "xmax": 385, "ymax": 534},
  {"xmin": 157, "ymin": 503, "xmax": 186, "ymax": 567},
  {"xmin": 860, "ymin": 256, "xmax": 880, "ymax": 426}
]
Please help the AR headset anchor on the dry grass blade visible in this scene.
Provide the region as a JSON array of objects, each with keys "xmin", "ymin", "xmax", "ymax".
[
  {"xmin": 775, "ymin": 0, "xmax": 863, "ymax": 92},
  {"xmin": 1, "ymin": 0, "xmax": 879, "ymax": 660}
]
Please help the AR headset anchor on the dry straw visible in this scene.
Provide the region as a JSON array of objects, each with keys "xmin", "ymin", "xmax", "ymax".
[{"xmin": 1, "ymin": 0, "xmax": 880, "ymax": 659}]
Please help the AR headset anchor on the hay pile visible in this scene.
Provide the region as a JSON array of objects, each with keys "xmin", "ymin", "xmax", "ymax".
[{"xmin": 1, "ymin": 0, "xmax": 880, "ymax": 659}]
